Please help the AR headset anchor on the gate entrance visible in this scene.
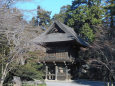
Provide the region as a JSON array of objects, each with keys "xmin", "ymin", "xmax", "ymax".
[
  {"xmin": 47, "ymin": 65, "xmax": 55, "ymax": 80},
  {"xmin": 45, "ymin": 64, "xmax": 71, "ymax": 80}
]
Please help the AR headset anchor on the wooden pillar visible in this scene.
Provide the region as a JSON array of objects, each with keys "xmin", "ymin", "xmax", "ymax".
[
  {"xmin": 45, "ymin": 66, "xmax": 48, "ymax": 80},
  {"xmin": 65, "ymin": 66, "xmax": 68, "ymax": 80},
  {"xmin": 55, "ymin": 66, "xmax": 58, "ymax": 80}
]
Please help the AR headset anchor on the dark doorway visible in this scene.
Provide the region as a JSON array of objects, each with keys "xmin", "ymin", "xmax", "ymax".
[{"xmin": 47, "ymin": 65, "xmax": 55, "ymax": 80}]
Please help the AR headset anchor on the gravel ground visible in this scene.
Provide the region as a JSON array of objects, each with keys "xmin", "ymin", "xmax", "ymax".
[{"xmin": 46, "ymin": 80, "xmax": 105, "ymax": 86}]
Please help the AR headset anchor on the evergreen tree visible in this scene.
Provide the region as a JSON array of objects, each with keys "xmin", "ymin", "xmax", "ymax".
[
  {"xmin": 30, "ymin": 17, "xmax": 38, "ymax": 26},
  {"xmin": 66, "ymin": 0, "xmax": 104, "ymax": 42},
  {"xmin": 105, "ymin": 0, "xmax": 115, "ymax": 28},
  {"xmin": 53, "ymin": 5, "xmax": 71, "ymax": 23},
  {"xmin": 37, "ymin": 6, "xmax": 51, "ymax": 29},
  {"xmin": 11, "ymin": 61, "xmax": 44, "ymax": 80}
]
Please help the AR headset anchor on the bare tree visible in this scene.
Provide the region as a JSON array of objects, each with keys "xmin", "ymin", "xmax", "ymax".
[
  {"xmin": 0, "ymin": 0, "xmax": 44, "ymax": 85},
  {"xmin": 0, "ymin": 7, "xmax": 23, "ymax": 86},
  {"xmin": 0, "ymin": 1, "xmax": 36, "ymax": 85},
  {"xmin": 79, "ymin": 26, "xmax": 115, "ymax": 85}
]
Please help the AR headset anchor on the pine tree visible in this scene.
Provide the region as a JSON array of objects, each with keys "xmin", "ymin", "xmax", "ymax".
[
  {"xmin": 37, "ymin": 6, "xmax": 51, "ymax": 29},
  {"xmin": 53, "ymin": 5, "xmax": 71, "ymax": 23},
  {"xmin": 105, "ymin": 0, "xmax": 115, "ymax": 28},
  {"xmin": 30, "ymin": 17, "xmax": 38, "ymax": 26},
  {"xmin": 66, "ymin": 0, "xmax": 104, "ymax": 42}
]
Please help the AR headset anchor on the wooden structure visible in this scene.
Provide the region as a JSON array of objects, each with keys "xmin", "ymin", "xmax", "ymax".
[{"xmin": 32, "ymin": 20, "xmax": 88, "ymax": 80}]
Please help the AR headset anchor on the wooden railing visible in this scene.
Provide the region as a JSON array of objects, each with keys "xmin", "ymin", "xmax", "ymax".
[
  {"xmin": 36, "ymin": 48, "xmax": 76, "ymax": 62},
  {"xmin": 38, "ymin": 54, "xmax": 74, "ymax": 62}
]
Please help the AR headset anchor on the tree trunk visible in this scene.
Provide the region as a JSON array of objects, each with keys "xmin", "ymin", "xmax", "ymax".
[
  {"xmin": 0, "ymin": 72, "xmax": 6, "ymax": 86},
  {"xmin": 0, "ymin": 64, "xmax": 8, "ymax": 86},
  {"xmin": 0, "ymin": 78, "xmax": 4, "ymax": 86}
]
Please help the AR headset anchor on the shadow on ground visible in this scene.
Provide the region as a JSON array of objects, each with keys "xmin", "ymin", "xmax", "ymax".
[{"xmin": 73, "ymin": 80, "xmax": 106, "ymax": 86}]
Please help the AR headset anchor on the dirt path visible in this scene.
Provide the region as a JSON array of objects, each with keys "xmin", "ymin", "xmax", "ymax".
[{"xmin": 46, "ymin": 80, "xmax": 105, "ymax": 86}]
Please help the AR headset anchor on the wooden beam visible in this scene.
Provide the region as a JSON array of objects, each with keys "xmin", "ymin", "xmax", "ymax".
[
  {"xmin": 65, "ymin": 66, "xmax": 68, "ymax": 80},
  {"xmin": 55, "ymin": 66, "xmax": 58, "ymax": 80},
  {"xmin": 45, "ymin": 66, "xmax": 48, "ymax": 80}
]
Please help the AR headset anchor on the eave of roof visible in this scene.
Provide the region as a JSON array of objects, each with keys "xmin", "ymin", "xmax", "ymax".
[{"xmin": 31, "ymin": 20, "xmax": 89, "ymax": 47}]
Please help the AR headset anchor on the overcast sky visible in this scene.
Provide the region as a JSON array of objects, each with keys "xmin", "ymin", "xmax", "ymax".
[{"xmin": 14, "ymin": 0, "xmax": 73, "ymax": 21}]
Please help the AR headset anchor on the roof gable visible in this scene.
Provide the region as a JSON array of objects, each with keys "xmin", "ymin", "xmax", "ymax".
[
  {"xmin": 32, "ymin": 20, "xmax": 89, "ymax": 47},
  {"xmin": 47, "ymin": 23, "xmax": 65, "ymax": 34}
]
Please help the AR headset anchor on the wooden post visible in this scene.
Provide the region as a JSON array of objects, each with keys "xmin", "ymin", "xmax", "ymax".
[
  {"xmin": 65, "ymin": 66, "xmax": 68, "ymax": 80},
  {"xmin": 55, "ymin": 66, "xmax": 58, "ymax": 80},
  {"xmin": 45, "ymin": 66, "xmax": 48, "ymax": 80}
]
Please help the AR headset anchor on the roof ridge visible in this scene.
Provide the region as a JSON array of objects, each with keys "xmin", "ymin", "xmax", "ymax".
[
  {"xmin": 31, "ymin": 20, "xmax": 89, "ymax": 47},
  {"xmin": 55, "ymin": 21, "xmax": 89, "ymax": 47}
]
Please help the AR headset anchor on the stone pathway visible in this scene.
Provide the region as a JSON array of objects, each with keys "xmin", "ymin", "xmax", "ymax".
[{"xmin": 46, "ymin": 80, "xmax": 105, "ymax": 86}]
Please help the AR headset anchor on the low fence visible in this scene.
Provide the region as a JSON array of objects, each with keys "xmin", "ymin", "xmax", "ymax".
[{"xmin": 3, "ymin": 82, "xmax": 46, "ymax": 86}]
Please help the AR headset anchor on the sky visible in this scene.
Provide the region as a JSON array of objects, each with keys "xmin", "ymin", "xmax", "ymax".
[{"xmin": 14, "ymin": 0, "xmax": 73, "ymax": 21}]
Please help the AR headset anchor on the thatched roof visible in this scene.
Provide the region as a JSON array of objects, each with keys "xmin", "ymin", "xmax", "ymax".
[{"xmin": 32, "ymin": 20, "xmax": 89, "ymax": 47}]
